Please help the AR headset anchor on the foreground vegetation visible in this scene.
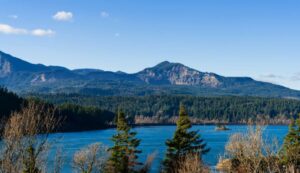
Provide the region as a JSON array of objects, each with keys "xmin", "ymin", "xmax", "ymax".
[
  {"xmin": 0, "ymin": 88, "xmax": 299, "ymax": 172},
  {"xmin": 217, "ymin": 118, "xmax": 300, "ymax": 173},
  {"xmin": 0, "ymin": 100, "xmax": 299, "ymax": 173},
  {"xmin": 0, "ymin": 100, "xmax": 210, "ymax": 173}
]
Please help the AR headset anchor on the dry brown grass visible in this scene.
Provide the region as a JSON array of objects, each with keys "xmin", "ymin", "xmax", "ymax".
[
  {"xmin": 52, "ymin": 148, "xmax": 65, "ymax": 173},
  {"xmin": 218, "ymin": 125, "xmax": 285, "ymax": 173},
  {"xmin": 0, "ymin": 101, "xmax": 62, "ymax": 173},
  {"xmin": 171, "ymin": 153, "xmax": 209, "ymax": 173},
  {"xmin": 72, "ymin": 143, "xmax": 107, "ymax": 173}
]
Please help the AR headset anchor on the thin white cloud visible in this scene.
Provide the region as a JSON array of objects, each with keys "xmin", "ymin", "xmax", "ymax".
[
  {"xmin": 114, "ymin": 32, "xmax": 120, "ymax": 37},
  {"xmin": 0, "ymin": 24, "xmax": 27, "ymax": 34},
  {"xmin": 0, "ymin": 23, "xmax": 55, "ymax": 37},
  {"xmin": 291, "ymin": 73, "xmax": 300, "ymax": 81},
  {"xmin": 259, "ymin": 74, "xmax": 284, "ymax": 79},
  {"xmin": 101, "ymin": 11, "xmax": 109, "ymax": 18},
  {"xmin": 8, "ymin": 15, "xmax": 18, "ymax": 19},
  {"xmin": 31, "ymin": 29, "xmax": 55, "ymax": 36},
  {"xmin": 255, "ymin": 74, "xmax": 285, "ymax": 86},
  {"xmin": 53, "ymin": 11, "xmax": 73, "ymax": 21}
]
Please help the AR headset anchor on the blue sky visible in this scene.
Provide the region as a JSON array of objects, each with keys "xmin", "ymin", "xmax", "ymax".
[{"xmin": 0, "ymin": 0, "xmax": 300, "ymax": 89}]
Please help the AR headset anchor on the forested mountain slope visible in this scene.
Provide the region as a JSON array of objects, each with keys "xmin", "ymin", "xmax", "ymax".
[{"xmin": 1, "ymin": 51, "xmax": 300, "ymax": 98}]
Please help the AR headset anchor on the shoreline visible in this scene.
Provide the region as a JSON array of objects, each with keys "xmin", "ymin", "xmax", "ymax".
[
  {"xmin": 56, "ymin": 123, "xmax": 289, "ymax": 134},
  {"xmin": 132, "ymin": 122, "xmax": 290, "ymax": 126}
]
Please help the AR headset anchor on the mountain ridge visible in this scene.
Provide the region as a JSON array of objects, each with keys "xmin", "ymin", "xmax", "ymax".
[{"xmin": 0, "ymin": 51, "xmax": 299, "ymax": 98}]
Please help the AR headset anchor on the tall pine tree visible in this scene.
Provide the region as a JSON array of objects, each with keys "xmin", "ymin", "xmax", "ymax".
[
  {"xmin": 163, "ymin": 104, "xmax": 210, "ymax": 173},
  {"xmin": 281, "ymin": 114, "xmax": 300, "ymax": 170},
  {"xmin": 106, "ymin": 110, "xmax": 142, "ymax": 173}
]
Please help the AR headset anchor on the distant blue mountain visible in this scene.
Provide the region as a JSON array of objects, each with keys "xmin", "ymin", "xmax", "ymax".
[{"xmin": 0, "ymin": 51, "xmax": 299, "ymax": 98}]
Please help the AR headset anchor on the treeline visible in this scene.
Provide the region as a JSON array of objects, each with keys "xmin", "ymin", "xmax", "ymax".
[
  {"xmin": 32, "ymin": 94, "xmax": 300, "ymax": 124},
  {"xmin": 55, "ymin": 103, "xmax": 115, "ymax": 131},
  {"xmin": 0, "ymin": 88, "xmax": 115, "ymax": 132},
  {"xmin": 0, "ymin": 88, "xmax": 23, "ymax": 118}
]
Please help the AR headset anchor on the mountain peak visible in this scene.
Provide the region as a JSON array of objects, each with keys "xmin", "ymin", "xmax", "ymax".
[
  {"xmin": 145, "ymin": 61, "xmax": 190, "ymax": 74},
  {"xmin": 156, "ymin": 61, "xmax": 172, "ymax": 66},
  {"xmin": 0, "ymin": 52, "xmax": 51, "ymax": 75},
  {"xmin": 136, "ymin": 61, "xmax": 222, "ymax": 87},
  {"xmin": 155, "ymin": 60, "xmax": 183, "ymax": 67}
]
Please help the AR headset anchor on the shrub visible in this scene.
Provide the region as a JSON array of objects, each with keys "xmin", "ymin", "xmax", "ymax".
[
  {"xmin": 218, "ymin": 126, "xmax": 283, "ymax": 173},
  {"xmin": 72, "ymin": 143, "xmax": 107, "ymax": 173}
]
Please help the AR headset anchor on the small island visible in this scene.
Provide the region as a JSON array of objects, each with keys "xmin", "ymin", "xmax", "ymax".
[{"xmin": 215, "ymin": 124, "xmax": 230, "ymax": 131}]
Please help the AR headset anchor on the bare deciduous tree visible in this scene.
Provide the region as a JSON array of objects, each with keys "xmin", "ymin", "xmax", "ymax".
[
  {"xmin": 52, "ymin": 148, "xmax": 65, "ymax": 173},
  {"xmin": 72, "ymin": 143, "xmax": 107, "ymax": 173},
  {"xmin": 0, "ymin": 101, "xmax": 62, "ymax": 173}
]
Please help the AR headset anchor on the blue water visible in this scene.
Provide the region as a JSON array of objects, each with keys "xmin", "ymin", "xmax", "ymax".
[{"xmin": 47, "ymin": 125, "xmax": 288, "ymax": 172}]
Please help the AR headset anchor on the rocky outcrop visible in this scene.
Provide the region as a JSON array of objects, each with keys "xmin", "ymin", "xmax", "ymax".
[
  {"xmin": 0, "ymin": 58, "xmax": 12, "ymax": 77},
  {"xmin": 136, "ymin": 61, "xmax": 222, "ymax": 87}
]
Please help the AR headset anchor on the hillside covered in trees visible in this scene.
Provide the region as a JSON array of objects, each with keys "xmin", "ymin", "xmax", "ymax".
[
  {"xmin": 0, "ymin": 88, "xmax": 115, "ymax": 132},
  {"xmin": 32, "ymin": 94, "xmax": 300, "ymax": 124},
  {"xmin": 0, "ymin": 88, "xmax": 24, "ymax": 119},
  {"xmin": 2, "ymin": 86, "xmax": 300, "ymax": 129},
  {"xmin": 2, "ymin": 51, "xmax": 300, "ymax": 99}
]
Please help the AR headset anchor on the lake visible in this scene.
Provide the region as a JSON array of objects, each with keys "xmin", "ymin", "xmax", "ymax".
[{"xmin": 48, "ymin": 125, "xmax": 288, "ymax": 172}]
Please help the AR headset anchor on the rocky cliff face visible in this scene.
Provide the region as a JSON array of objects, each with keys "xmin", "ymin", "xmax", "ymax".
[
  {"xmin": 136, "ymin": 61, "xmax": 222, "ymax": 87},
  {"xmin": 0, "ymin": 51, "xmax": 77, "ymax": 85},
  {"xmin": 0, "ymin": 55, "xmax": 12, "ymax": 77}
]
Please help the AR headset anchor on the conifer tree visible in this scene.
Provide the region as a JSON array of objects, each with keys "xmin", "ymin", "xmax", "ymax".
[
  {"xmin": 163, "ymin": 104, "xmax": 210, "ymax": 173},
  {"xmin": 106, "ymin": 110, "xmax": 142, "ymax": 173},
  {"xmin": 281, "ymin": 114, "xmax": 300, "ymax": 170}
]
